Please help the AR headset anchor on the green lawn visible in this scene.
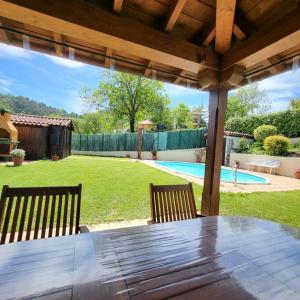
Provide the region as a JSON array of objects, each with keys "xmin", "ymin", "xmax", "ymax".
[{"xmin": 1, "ymin": 155, "xmax": 300, "ymax": 227}]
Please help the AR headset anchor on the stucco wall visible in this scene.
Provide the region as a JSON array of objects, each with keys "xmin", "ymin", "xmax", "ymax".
[
  {"xmin": 230, "ymin": 153, "xmax": 300, "ymax": 178},
  {"xmin": 72, "ymin": 148, "xmax": 205, "ymax": 163}
]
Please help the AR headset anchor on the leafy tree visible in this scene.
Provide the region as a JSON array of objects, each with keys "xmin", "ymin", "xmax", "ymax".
[
  {"xmin": 173, "ymin": 103, "xmax": 195, "ymax": 129},
  {"xmin": 191, "ymin": 105, "xmax": 207, "ymax": 128},
  {"xmin": 82, "ymin": 71, "xmax": 170, "ymax": 132},
  {"xmin": 289, "ymin": 98, "xmax": 300, "ymax": 111},
  {"xmin": 226, "ymin": 83, "xmax": 270, "ymax": 119}
]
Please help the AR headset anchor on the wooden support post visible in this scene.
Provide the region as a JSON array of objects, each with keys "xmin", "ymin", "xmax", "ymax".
[
  {"xmin": 137, "ymin": 127, "xmax": 143, "ymax": 159},
  {"xmin": 201, "ymin": 88, "xmax": 228, "ymax": 216}
]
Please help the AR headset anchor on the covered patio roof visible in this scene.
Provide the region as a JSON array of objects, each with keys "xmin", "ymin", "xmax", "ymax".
[{"xmin": 0, "ymin": 0, "xmax": 299, "ymax": 215}]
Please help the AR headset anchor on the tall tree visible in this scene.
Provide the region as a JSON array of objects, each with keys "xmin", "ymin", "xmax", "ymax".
[
  {"xmin": 82, "ymin": 71, "xmax": 170, "ymax": 132},
  {"xmin": 173, "ymin": 103, "xmax": 195, "ymax": 129},
  {"xmin": 226, "ymin": 83, "xmax": 270, "ymax": 120}
]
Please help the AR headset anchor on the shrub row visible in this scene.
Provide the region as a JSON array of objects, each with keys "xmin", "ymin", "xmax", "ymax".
[{"xmin": 225, "ymin": 110, "xmax": 300, "ymax": 137}]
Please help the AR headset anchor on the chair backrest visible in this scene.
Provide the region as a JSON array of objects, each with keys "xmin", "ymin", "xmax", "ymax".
[
  {"xmin": 149, "ymin": 183, "xmax": 197, "ymax": 223},
  {"xmin": 0, "ymin": 184, "xmax": 82, "ymax": 244}
]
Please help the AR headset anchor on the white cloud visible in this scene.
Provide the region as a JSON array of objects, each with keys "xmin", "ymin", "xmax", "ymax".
[
  {"xmin": 0, "ymin": 43, "xmax": 31, "ymax": 58},
  {"xmin": 0, "ymin": 73, "xmax": 14, "ymax": 93},
  {"xmin": 164, "ymin": 83, "xmax": 206, "ymax": 97},
  {"xmin": 46, "ymin": 55, "xmax": 85, "ymax": 68}
]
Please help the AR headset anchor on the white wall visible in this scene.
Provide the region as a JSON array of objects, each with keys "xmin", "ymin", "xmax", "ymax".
[
  {"xmin": 72, "ymin": 148, "xmax": 205, "ymax": 163},
  {"xmin": 230, "ymin": 153, "xmax": 300, "ymax": 177},
  {"xmin": 290, "ymin": 137, "xmax": 300, "ymax": 145}
]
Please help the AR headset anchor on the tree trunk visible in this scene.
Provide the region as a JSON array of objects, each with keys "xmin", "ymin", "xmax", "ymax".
[{"xmin": 129, "ymin": 117, "xmax": 135, "ymax": 132}]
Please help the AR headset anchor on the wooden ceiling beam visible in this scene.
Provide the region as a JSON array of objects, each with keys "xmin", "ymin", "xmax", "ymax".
[
  {"xmin": 202, "ymin": 26, "xmax": 215, "ymax": 47},
  {"xmin": 222, "ymin": 7, "xmax": 300, "ymax": 70},
  {"xmin": 53, "ymin": 32, "xmax": 63, "ymax": 56},
  {"xmin": 263, "ymin": 57, "xmax": 284, "ymax": 75},
  {"xmin": 173, "ymin": 70, "xmax": 185, "ymax": 84},
  {"xmin": 165, "ymin": 0, "xmax": 187, "ymax": 32},
  {"xmin": 144, "ymin": 60, "xmax": 152, "ymax": 77},
  {"xmin": 215, "ymin": 0, "xmax": 237, "ymax": 54},
  {"xmin": 113, "ymin": 0, "xmax": 123, "ymax": 14},
  {"xmin": 0, "ymin": 0, "xmax": 217, "ymax": 73}
]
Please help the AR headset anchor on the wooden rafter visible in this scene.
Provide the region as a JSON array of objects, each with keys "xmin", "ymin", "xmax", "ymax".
[
  {"xmin": 104, "ymin": 48, "xmax": 113, "ymax": 67},
  {"xmin": 173, "ymin": 70, "xmax": 185, "ymax": 84},
  {"xmin": 215, "ymin": 0, "xmax": 237, "ymax": 54},
  {"xmin": 144, "ymin": 60, "xmax": 152, "ymax": 77},
  {"xmin": 113, "ymin": 0, "xmax": 123, "ymax": 14},
  {"xmin": 263, "ymin": 57, "xmax": 284, "ymax": 75},
  {"xmin": 0, "ymin": 20, "xmax": 9, "ymax": 43},
  {"xmin": 222, "ymin": 7, "xmax": 300, "ymax": 70},
  {"xmin": 202, "ymin": 26, "xmax": 215, "ymax": 47},
  {"xmin": 165, "ymin": 0, "xmax": 187, "ymax": 32},
  {"xmin": 0, "ymin": 0, "xmax": 217, "ymax": 73},
  {"xmin": 233, "ymin": 24, "xmax": 246, "ymax": 40},
  {"xmin": 53, "ymin": 32, "xmax": 63, "ymax": 56}
]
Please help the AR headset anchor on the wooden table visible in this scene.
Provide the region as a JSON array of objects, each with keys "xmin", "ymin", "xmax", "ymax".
[{"xmin": 1, "ymin": 216, "xmax": 300, "ymax": 300}]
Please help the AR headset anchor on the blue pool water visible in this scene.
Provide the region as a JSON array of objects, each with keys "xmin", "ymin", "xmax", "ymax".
[{"xmin": 156, "ymin": 161, "xmax": 268, "ymax": 184}]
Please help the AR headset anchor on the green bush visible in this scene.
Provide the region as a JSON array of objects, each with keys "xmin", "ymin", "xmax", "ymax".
[
  {"xmin": 253, "ymin": 125, "xmax": 277, "ymax": 142},
  {"xmin": 237, "ymin": 137, "xmax": 249, "ymax": 153},
  {"xmin": 225, "ymin": 110, "xmax": 300, "ymax": 137},
  {"xmin": 263, "ymin": 135, "xmax": 291, "ymax": 156}
]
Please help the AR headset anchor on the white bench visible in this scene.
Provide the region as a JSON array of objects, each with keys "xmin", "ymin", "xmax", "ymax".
[{"xmin": 246, "ymin": 159, "xmax": 280, "ymax": 174}]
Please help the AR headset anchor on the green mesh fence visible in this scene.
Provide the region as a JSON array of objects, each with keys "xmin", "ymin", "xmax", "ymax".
[{"xmin": 72, "ymin": 129, "xmax": 206, "ymax": 152}]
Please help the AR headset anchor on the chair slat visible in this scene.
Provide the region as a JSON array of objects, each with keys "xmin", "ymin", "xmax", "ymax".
[
  {"xmin": 62, "ymin": 193, "xmax": 69, "ymax": 236},
  {"xmin": 9, "ymin": 196, "xmax": 21, "ymax": 243},
  {"xmin": 48, "ymin": 194, "xmax": 57, "ymax": 238},
  {"xmin": 0, "ymin": 184, "xmax": 83, "ymax": 244},
  {"xmin": 26, "ymin": 195, "xmax": 36, "ymax": 240},
  {"xmin": 56, "ymin": 194, "xmax": 63, "ymax": 236},
  {"xmin": 17, "ymin": 196, "xmax": 29, "ymax": 241},
  {"xmin": 149, "ymin": 183, "xmax": 198, "ymax": 224},
  {"xmin": 34, "ymin": 195, "xmax": 43, "ymax": 239},
  {"xmin": 69, "ymin": 193, "xmax": 75, "ymax": 235},
  {"xmin": 41, "ymin": 195, "xmax": 50, "ymax": 238}
]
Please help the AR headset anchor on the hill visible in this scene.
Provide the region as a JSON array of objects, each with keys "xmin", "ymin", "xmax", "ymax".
[{"xmin": 0, "ymin": 94, "xmax": 78, "ymax": 117}]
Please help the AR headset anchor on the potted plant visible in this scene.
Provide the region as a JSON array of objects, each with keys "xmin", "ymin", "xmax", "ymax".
[
  {"xmin": 52, "ymin": 155, "xmax": 59, "ymax": 161},
  {"xmin": 151, "ymin": 149, "xmax": 157, "ymax": 160},
  {"xmin": 10, "ymin": 149, "xmax": 25, "ymax": 166},
  {"xmin": 295, "ymin": 169, "xmax": 300, "ymax": 179}
]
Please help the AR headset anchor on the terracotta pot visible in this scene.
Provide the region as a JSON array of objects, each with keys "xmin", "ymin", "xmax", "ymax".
[
  {"xmin": 295, "ymin": 169, "xmax": 300, "ymax": 179},
  {"xmin": 196, "ymin": 157, "xmax": 201, "ymax": 163},
  {"xmin": 12, "ymin": 157, "xmax": 24, "ymax": 166},
  {"xmin": 152, "ymin": 155, "xmax": 157, "ymax": 160},
  {"xmin": 52, "ymin": 155, "xmax": 59, "ymax": 161}
]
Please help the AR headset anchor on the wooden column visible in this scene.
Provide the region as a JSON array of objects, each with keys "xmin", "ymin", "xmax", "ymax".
[{"xmin": 201, "ymin": 88, "xmax": 228, "ymax": 216}]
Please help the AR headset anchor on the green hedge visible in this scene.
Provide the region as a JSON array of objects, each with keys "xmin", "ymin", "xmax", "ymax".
[{"xmin": 225, "ymin": 110, "xmax": 300, "ymax": 138}]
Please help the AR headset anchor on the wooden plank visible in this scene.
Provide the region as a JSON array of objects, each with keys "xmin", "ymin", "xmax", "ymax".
[
  {"xmin": 143, "ymin": 60, "xmax": 152, "ymax": 77},
  {"xmin": 34, "ymin": 195, "xmax": 43, "ymax": 239},
  {"xmin": 201, "ymin": 88, "xmax": 228, "ymax": 216},
  {"xmin": 8, "ymin": 196, "xmax": 21, "ymax": 243},
  {"xmin": 222, "ymin": 7, "xmax": 300, "ymax": 70},
  {"xmin": 17, "ymin": 195, "xmax": 28, "ymax": 241},
  {"xmin": 173, "ymin": 70, "xmax": 185, "ymax": 84},
  {"xmin": 215, "ymin": 0, "xmax": 237, "ymax": 53},
  {"xmin": 0, "ymin": 0, "xmax": 217, "ymax": 73},
  {"xmin": 113, "ymin": 0, "xmax": 123, "ymax": 14},
  {"xmin": 25, "ymin": 195, "xmax": 36, "ymax": 240},
  {"xmin": 165, "ymin": 0, "xmax": 187, "ymax": 32},
  {"xmin": 53, "ymin": 32, "xmax": 63, "ymax": 56},
  {"xmin": 263, "ymin": 56, "xmax": 284, "ymax": 75}
]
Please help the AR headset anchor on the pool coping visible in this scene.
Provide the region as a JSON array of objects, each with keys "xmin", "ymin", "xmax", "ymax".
[{"xmin": 153, "ymin": 160, "xmax": 270, "ymax": 185}]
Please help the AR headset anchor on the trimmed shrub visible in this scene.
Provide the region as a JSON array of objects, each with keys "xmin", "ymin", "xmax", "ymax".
[
  {"xmin": 253, "ymin": 125, "xmax": 277, "ymax": 142},
  {"xmin": 225, "ymin": 110, "xmax": 300, "ymax": 137},
  {"xmin": 263, "ymin": 135, "xmax": 291, "ymax": 156},
  {"xmin": 237, "ymin": 137, "xmax": 249, "ymax": 153}
]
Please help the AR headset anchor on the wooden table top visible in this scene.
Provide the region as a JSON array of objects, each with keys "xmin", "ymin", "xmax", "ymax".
[{"xmin": 1, "ymin": 216, "xmax": 300, "ymax": 300}]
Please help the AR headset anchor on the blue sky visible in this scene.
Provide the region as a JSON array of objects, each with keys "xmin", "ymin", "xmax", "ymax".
[{"xmin": 0, "ymin": 42, "xmax": 299, "ymax": 114}]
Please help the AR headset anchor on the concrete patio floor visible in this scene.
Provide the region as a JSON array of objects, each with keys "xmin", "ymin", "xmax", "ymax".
[{"xmin": 141, "ymin": 160, "xmax": 300, "ymax": 193}]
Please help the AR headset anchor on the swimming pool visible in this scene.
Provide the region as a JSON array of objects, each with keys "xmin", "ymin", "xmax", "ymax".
[{"xmin": 155, "ymin": 161, "xmax": 269, "ymax": 184}]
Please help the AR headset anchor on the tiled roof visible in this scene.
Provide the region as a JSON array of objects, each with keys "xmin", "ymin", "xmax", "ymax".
[{"xmin": 12, "ymin": 113, "xmax": 73, "ymax": 128}]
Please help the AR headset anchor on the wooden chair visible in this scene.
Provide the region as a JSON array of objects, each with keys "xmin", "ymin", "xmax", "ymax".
[
  {"xmin": 149, "ymin": 183, "xmax": 201, "ymax": 224},
  {"xmin": 0, "ymin": 184, "xmax": 89, "ymax": 245}
]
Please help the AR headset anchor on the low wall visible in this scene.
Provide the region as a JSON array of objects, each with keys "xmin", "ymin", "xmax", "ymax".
[
  {"xmin": 72, "ymin": 148, "xmax": 203, "ymax": 162},
  {"xmin": 230, "ymin": 153, "xmax": 300, "ymax": 177}
]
